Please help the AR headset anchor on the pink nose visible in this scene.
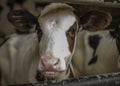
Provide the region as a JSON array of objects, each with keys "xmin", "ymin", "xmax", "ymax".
[{"xmin": 39, "ymin": 57, "xmax": 60, "ymax": 71}]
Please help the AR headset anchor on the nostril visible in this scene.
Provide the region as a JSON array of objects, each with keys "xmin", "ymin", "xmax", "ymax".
[{"xmin": 54, "ymin": 59, "xmax": 60, "ymax": 66}]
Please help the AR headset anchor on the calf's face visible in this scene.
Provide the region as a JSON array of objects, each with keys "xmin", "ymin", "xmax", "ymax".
[{"xmin": 37, "ymin": 11, "xmax": 78, "ymax": 78}]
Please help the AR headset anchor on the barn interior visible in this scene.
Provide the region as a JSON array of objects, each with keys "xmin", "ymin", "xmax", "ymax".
[{"xmin": 0, "ymin": 0, "xmax": 120, "ymax": 86}]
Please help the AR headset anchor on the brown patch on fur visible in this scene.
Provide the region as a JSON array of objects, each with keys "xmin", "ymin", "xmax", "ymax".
[{"xmin": 66, "ymin": 22, "xmax": 77, "ymax": 52}]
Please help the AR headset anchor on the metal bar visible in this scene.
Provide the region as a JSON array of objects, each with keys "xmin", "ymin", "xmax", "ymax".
[
  {"xmin": 34, "ymin": 0, "xmax": 120, "ymax": 8},
  {"xmin": 10, "ymin": 72, "xmax": 120, "ymax": 86}
]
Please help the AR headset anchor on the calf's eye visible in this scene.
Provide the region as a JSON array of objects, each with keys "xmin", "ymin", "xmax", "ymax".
[
  {"xmin": 67, "ymin": 22, "xmax": 77, "ymax": 38},
  {"xmin": 67, "ymin": 29, "xmax": 76, "ymax": 38}
]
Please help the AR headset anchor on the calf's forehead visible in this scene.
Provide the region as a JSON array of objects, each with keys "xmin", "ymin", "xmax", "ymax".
[{"xmin": 38, "ymin": 11, "xmax": 77, "ymax": 32}]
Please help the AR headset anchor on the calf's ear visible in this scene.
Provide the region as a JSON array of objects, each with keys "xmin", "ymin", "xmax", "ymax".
[
  {"xmin": 80, "ymin": 10, "xmax": 112, "ymax": 31},
  {"xmin": 7, "ymin": 9, "xmax": 38, "ymax": 33}
]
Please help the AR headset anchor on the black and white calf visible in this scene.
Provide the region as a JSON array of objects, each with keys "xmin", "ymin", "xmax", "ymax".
[{"xmin": 71, "ymin": 29, "xmax": 120, "ymax": 77}]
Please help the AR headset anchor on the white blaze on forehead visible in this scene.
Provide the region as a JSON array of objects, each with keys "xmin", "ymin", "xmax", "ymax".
[
  {"xmin": 43, "ymin": 15, "xmax": 76, "ymax": 55},
  {"xmin": 39, "ymin": 11, "xmax": 76, "ymax": 70}
]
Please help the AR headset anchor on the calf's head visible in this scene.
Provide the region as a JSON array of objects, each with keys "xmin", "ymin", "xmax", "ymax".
[{"xmin": 37, "ymin": 3, "xmax": 78, "ymax": 79}]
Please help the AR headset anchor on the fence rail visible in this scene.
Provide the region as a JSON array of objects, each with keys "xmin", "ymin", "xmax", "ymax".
[
  {"xmin": 11, "ymin": 72, "xmax": 120, "ymax": 86},
  {"xmin": 35, "ymin": 0, "xmax": 120, "ymax": 8}
]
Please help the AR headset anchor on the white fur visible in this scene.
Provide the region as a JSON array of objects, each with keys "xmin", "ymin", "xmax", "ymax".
[{"xmin": 40, "ymin": 3, "xmax": 74, "ymax": 17}]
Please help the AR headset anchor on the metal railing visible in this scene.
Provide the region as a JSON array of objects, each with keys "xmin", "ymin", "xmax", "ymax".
[{"xmin": 10, "ymin": 72, "xmax": 120, "ymax": 86}]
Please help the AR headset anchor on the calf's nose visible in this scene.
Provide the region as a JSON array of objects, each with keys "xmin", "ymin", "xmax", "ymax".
[{"xmin": 39, "ymin": 56, "xmax": 61, "ymax": 70}]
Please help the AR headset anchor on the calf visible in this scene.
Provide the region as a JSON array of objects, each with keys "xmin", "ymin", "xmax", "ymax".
[
  {"xmin": 70, "ymin": 10, "xmax": 120, "ymax": 76},
  {"xmin": 71, "ymin": 29, "xmax": 120, "ymax": 77}
]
